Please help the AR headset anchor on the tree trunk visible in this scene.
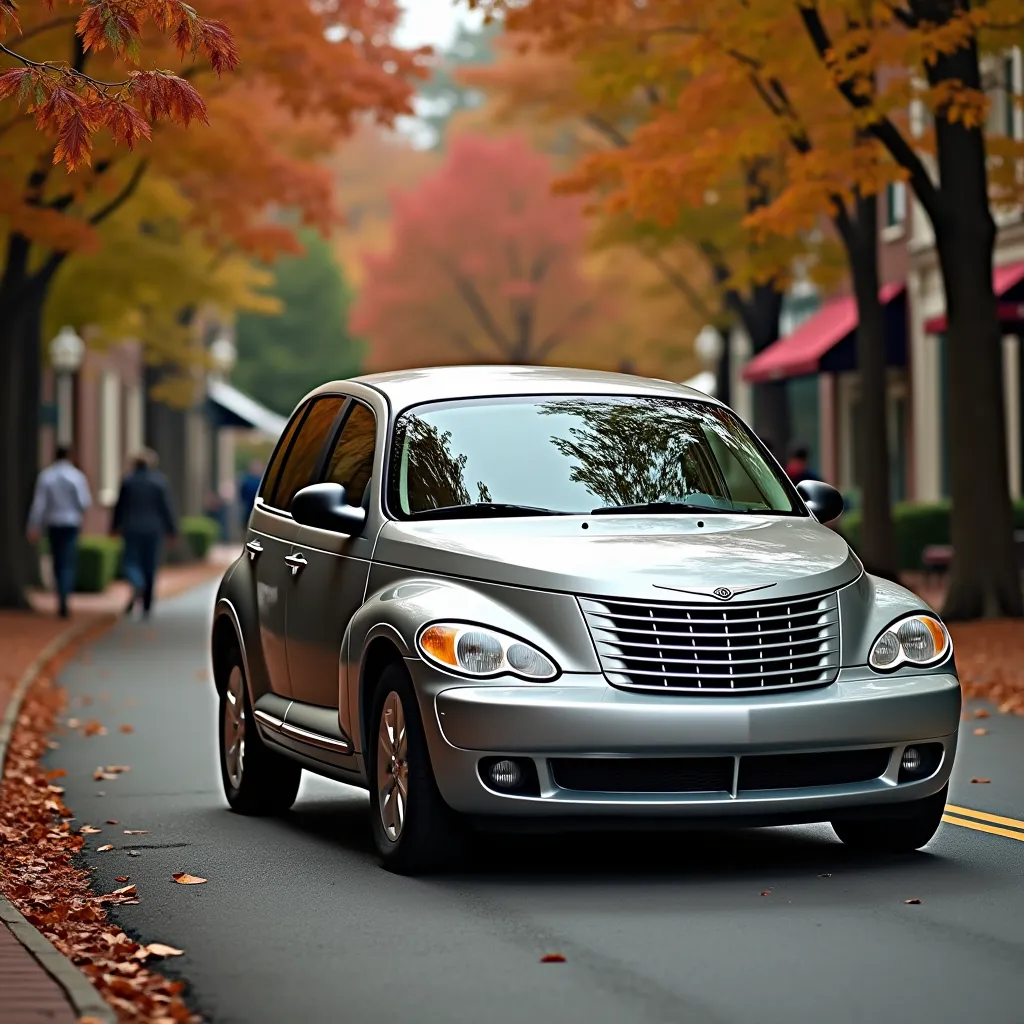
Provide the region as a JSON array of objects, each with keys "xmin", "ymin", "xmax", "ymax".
[
  {"xmin": 845, "ymin": 195, "xmax": 898, "ymax": 580},
  {"xmin": 0, "ymin": 296, "xmax": 44, "ymax": 609},
  {"xmin": 926, "ymin": 33, "xmax": 1023, "ymax": 620}
]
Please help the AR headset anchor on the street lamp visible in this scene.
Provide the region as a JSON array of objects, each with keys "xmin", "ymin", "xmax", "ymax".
[
  {"xmin": 209, "ymin": 334, "xmax": 237, "ymax": 381},
  {"xmin": 695, "ymin": 325, "xmax": 725, "ymax": 371},
  {"xmin": 49, "ymin": 326, "xmax": 84, "ymax": 448}
]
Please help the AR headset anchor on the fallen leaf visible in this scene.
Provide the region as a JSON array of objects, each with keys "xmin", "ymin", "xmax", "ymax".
[
  {"xmin": 118, "ymin": 724, "xmax": 134, "ymax": 734},
  {"xmin": 66, "ymin": 717, "xmax": 81, "ymax": 729},
  {"xmin": 904, "ymin": 898, "xmax": 921, "ymax": 904},
  {"xmin": 123, "ymin": 830, "xmax": 149, "ymax": 835},
  {"xmin": 171, "ymin": 873, "xmax": 207, "ymax": 885},
  {"xmin": 760, "ymin": 890, "xmax": 771, "ymax": 896},
  {"xmin": 45, "ymin": 768, "xmax": 67, "ymax": 780},
  {"xmin": 97, "ymin": 844, "xmax": 114, "ymax": 852},
  {"xmin": 540, "ymin": 953, "xmax": 566, "ymax": 963},
  {"xmin": 105, "ymin": 765, "xmax": 131, "ymax": 774},
  {"xmin": 83, "ymin": 720, "xmax": 107, "ymax": 737},
  {"xmin": 93, "ymin": 769, "xmax": 117, "ymax": 781},
  {"xmin": 970, "ymin": 778, "xmax": 991, "ymax": 784},
  {"xmin": 115, "ymin": 876, "xmax": 130, "ymax": 882},
  {"xmin": 973, "ymin": 728, "xmax": 989, "ymax": 736},
  {"xmin": 818, "ymin": 873, "xmax": 832, "ymax": 878},
  {"xmin": 80, "ymin": 825, "xmax": 102, "ymax": 835},
  {"xmin": 127, "ymin": 850, "xmax": 140, "ymax": 857},
  {"xmin": 974, "ymin": 709, "xmax": 990, "ymax": 719},
  {"xmin": 112, "ymin": 884, "xmax": 137, "ymax": 896},
  {"xmin": 145, "ymin": 943, "xmax": 185, "ymax": 957},
  {"xmin": 106, "ymin": 819, "xmax": 119, "ymax": 825}
]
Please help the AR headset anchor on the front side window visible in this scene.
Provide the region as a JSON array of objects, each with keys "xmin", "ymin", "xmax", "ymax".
[
  {"xmin": 271, "ymin": 395, "xmax": 345, "ymax": 510},
  {"xmin": 388, "ymin": 395, "xmax": 801, "ymax": 519},
  {"xmin": 323, "ymin": 401, "xmax": 376, "ymax": 506}
]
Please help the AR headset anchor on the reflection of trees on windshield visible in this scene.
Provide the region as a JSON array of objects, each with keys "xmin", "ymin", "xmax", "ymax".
[
  {"xmin": 401, "ymin": 418, "xmax": 472, "ymax": 510},
  {"xmin": 539, "ymin": 398, "xmax": 728, "ymax": 507}
]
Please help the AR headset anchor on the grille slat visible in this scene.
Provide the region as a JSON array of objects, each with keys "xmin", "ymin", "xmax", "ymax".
[{"xmin": 581, "ymin": 592, "xmax": 840, "ymax": 693}]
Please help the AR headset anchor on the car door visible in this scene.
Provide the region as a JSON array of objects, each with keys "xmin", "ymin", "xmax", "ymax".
[
  {"xmin": 249, "ymin": 394, "xmax": 346, "ymax": 699},
  {"xmin": 286, "ymin": 398, "xmax": 378, "ymax": 719}
]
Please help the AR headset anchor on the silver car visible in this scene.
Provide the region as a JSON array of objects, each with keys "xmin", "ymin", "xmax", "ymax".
[{"xmin": 211, "ymin": 367, "xmax": 960, "ymax": 873}]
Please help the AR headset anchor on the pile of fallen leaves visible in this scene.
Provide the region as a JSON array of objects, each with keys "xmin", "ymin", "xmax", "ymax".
[
  {"xmin": 951, "ymin": 620, "xmax": 1024, "ymax": 716},
  {"xmin": 0, "ymin": 663, "xmax": 200, "ymax": 1024}
]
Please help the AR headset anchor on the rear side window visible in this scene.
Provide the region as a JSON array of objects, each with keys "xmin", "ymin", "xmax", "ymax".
[
  {"xmin": 259, "ymin": 402, "xmax": 308, "ymax": 503},
  {"xmin": 269, "ymin": 396, "xmax": 346, "ymax": 511},
  {"xmin": 323, "ymin": 401, "xmax": 376, "ymax": 506}
]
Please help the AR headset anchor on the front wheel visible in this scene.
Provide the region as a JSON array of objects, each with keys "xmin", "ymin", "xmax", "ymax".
[
  {"xmin": 831, "ymin": 785, "xmax": 948, "ymax": 853},
  {"xmin": 369, "ymin": 663, "xmax": 464, "ymax": 874},
  {"xmin": 219, "ymin": 649, "xmax": 301, "ymax": 816}
]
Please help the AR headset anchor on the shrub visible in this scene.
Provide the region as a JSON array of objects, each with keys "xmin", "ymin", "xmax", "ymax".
[
  {"xmin": 839, "ymin": 500, "xmax": 1024, "ymax": 571},
  {"xmin": 181, "ymin": 516, "xmax": 220, "ymax": 561},
  {"xmin": 75, "ymin": 536, "xmax": 123, "ymax": 593}
]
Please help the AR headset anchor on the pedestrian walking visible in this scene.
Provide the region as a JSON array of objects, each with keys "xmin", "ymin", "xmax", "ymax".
[
  {"xmin": 26, "ymin": 445, "xmax": 92, "ymax": 618},
  {"xmin": 784, "ymin": 443, "xmax": 818, "ymax": 486},
  {"xmin": 238, "ymin": 459, "xmax": 263, "ymax": 526},
  {"xmin": 111, "ymin": 448, "xmax": 178, "ymax": 618}
]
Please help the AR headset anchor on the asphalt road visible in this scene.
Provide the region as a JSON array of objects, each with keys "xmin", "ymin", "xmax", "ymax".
[{"xmin": 47, "ymin": 583, "xmax": 1024, "ymax": 1024}]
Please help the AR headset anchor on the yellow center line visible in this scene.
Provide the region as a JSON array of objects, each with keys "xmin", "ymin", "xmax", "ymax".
[
  {"xmin": 945, "ymin": 804, "xmax": 1024, "ymax": 831},
  {"xmin": 942, "ymin": 815, "xmax": 1024, "ymax": 842}
]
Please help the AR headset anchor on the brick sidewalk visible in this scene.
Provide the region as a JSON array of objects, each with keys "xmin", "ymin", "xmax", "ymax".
[{"xmin": 0, "ymin": 548, "xmax": 237, "ymax": 1024}]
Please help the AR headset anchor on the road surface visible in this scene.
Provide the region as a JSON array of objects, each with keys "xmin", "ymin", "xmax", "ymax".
[{"xmin": 47, "ymin": 583, "xmax": 1024, "ymax": 1024}]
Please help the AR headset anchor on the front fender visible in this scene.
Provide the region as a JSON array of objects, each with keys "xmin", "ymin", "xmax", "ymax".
[
  {"xmin": 838, "ymin": 573, "xmax": 957, "ymax": 676},
  {"xmin": 344, "ymin": 568, "xmax": 601, "ymax": 752}
]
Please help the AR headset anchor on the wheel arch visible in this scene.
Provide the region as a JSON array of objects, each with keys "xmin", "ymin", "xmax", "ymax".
[
  {"xmin": 211, "ymin": 600, "xmax": 248, "ymax": 698},
  {"xmin": 358, "ymin": 632, "xmax": 408, "ymax": 758}
]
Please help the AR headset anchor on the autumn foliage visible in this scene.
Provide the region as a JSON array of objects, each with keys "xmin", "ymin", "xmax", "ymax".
[{"xmin": 352, "ymin": 134, "xmax": 603, "ymax": 369}]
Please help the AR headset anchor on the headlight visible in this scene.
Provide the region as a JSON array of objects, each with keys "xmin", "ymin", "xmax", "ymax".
[
  {"xmin": 417, "ymin": 623, "xmax": 558, "ymax": 680},
  {"xmin": 868, "ymin": 613, "xmax": 951, "ymax": 671}
]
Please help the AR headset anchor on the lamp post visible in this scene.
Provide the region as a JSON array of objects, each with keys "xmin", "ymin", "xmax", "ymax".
[
  {"xmin": 695, "ymin": 324, "xmax": 729, "ymax": 406},
  {"xmin": 209, "ymin": 334, "xmax": 237, "ymax": 381},
  {"xmin": 49, "ymin": 326, "xmax": 85, "ymax": 449}
]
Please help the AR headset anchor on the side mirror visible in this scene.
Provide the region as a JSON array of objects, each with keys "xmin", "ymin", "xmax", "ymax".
[
  {"xmin": 291, "ymin": 482, "xmax": 366, "ymax": 535},
  {"xmin": 796, "ymin": 479, "xmax": 844, "ymax": 524}
]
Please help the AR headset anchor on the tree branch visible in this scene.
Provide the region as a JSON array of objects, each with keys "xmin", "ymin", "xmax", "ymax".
[
  {"xmin": 583, "ymin": 112, "xmax": 632, "ymax": 148},
  {"xmin": 444, "ymin": 264, "xmax": 515, "ymax": 355},
  {"xmin": 797, "ymin": 3, "xmax": 943, "ymax": 222},
  {"xmin": 88, "ymin": 158, "xmax": 149, "ymax": 226},
  {"xmin": 8, "ymin": 14, "xmax": 78, "ymax": 46}
]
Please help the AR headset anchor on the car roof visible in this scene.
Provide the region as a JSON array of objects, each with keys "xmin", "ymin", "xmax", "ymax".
[{"xmin": 309, "ymin": 365, "xmax": 720, "ymax": 413}]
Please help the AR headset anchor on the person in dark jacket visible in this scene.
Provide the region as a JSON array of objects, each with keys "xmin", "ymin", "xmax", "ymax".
[{"xmin": 111, "ymin": 448, "xmax": 178, "ymax": 617}]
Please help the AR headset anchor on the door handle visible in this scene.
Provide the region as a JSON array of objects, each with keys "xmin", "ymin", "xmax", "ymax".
[
  {"xmin": 284, "ymin": 551, "xmax": 308, "ymax": 577},
  {"xmin": 245, "ymin": 539, "xmax": 263, "ymax": 561}
]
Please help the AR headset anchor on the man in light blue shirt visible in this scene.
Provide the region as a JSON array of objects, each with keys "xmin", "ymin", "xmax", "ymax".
[{"xmin": 26, "ymin": 446, "xmax": 92, "ymax": 618}]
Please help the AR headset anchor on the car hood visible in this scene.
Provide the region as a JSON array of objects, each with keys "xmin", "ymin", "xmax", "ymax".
[{"xmin": 373, "ymin": 514, "xmax": 861, "ymax": 602}]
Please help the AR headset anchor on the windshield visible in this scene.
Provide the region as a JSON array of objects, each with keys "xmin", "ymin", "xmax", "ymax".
[{"xmin": 387, "ymin": 395, "xmax": 802, "ymax": 519}]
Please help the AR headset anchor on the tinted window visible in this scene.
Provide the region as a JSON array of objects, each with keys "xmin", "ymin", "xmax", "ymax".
[
  {"xmin": 323, "ymin": 402, "xmax": 376, "ymax": 506},
  {"xmin": 259, "ymin": 402, "xmax": 308, "ymax": 502},
  {"xmin": 271, "ymin": 396, "xmax": 345, "ymax": 510},
  {"xmin": 388, "ymin": 396, "xmax": 798, "ymax": 518}
]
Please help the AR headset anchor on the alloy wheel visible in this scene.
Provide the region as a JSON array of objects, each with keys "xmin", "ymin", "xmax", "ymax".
[
  {"xmin": 223, "ymin": 665, "xmax": 246, "ymax": 789},
  {"xmin": 376, "ymin": 690, "xmax": 408, "ymax": 842}
]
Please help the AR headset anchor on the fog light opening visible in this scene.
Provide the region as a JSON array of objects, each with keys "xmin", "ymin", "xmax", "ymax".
[
  {"xmin": 488, "ymin": 759, "xmax": 522, "ymax": 789},
  {"xmin": 901, "ymin": 747, "xmax": 922, "ymax": 773}
]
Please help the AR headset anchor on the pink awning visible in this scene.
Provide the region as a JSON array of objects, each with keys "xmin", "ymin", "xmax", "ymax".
[
  {"xmin": 923, "ymin": 261, "xmax": 1024, "ymax": 333},
  {"xmin": 742, "ymin": 283, "xmax": 904, "ymax": 384}
]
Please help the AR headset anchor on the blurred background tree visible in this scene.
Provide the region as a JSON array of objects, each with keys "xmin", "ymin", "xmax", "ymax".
[{"xmin": 234, "ymin": 229, "xmax": 363, "ymax": 416}]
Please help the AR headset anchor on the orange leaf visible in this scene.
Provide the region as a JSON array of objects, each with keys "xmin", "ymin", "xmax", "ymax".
[
  {"xmin": 115, "ymin": 876, "xmax": 130, "ymax": 882},
  {"xmin": 904, "ymin": 898, "xmax": 921, "ymax": 904},
  {"xmin": 97, "ymin": 844, "xmax": 114, "ymax": 852},
  {"xmin": 540, "ymin": 953, "xmax": 566, "ymax": 963},
  {"xmin": 171, "ymin": 872, "xmax": 207, "ymax": 885},
  {"xmin": 112, "ymin": 884, "xmax": 137, "ymax": 896},
  {"xmin": 118, "ymin": 723, "xmax": 136, "ymax": 734},
  {"xmin": 973, "ymin": 728, "xmax": 989, "ymax": 736},
  {"xmin": 974, "ymin": 709, "xmax": 990, "ymax": 719},
  {"xmin": 80, "ymin": 825, "xmax": 102, "ymax": 834},
  {"xmin": 145, "ymin": 942, "xmax": 185, "ymax": 957},
  {"xmin": 970, "ymin": 778, "xmax": 991, "ymax": 784}
]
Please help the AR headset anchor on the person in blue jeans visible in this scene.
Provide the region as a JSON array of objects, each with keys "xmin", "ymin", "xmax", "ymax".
[
  {"xmin": 111, "ymin": 449, "xmax": 178, "ymax": 618},
  {"xmin": 26, "ymin": 445, "xmax": 92, "ymax": 618}
]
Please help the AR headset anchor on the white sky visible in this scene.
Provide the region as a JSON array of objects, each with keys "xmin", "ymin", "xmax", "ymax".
[{"xmin": 395, "ymin": 0, "xmax": 482, "ymax": 50}]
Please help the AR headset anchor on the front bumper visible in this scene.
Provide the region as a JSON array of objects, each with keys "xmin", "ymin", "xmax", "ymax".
[{"xmin": 409, "ymin": 660, "xmax": 961, "ymax": 822}]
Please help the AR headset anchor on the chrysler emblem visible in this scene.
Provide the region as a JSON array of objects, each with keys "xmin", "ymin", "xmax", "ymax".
[{"xmin": 654, "ymin": 582, "xmax": 778, "ymax": 600}]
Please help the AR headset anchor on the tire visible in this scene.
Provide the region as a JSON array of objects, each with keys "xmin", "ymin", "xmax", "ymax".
[
  {"xmin": 368, "ymin": 663, "xmax": 464, "ymax": 874},
  {"xmin": 219, "ymin": 646, "xmax": 301, "ymax": 816},
  {"xmin": 831, "ymin": 785, "xmax": 948, "ymax": 853}
]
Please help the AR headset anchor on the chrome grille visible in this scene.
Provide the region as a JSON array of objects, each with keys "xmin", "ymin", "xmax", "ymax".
[{"xmin": 580, "ymin": 591, "xmax": 840, "ymax": 693}]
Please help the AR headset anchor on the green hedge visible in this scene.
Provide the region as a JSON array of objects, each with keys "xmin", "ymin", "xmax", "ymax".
[
  {"xmin": 839, "ymin": 500, "xmax": 1024, "ymax": 571},
  {"xmin": 75, "ymin": 536, "xmax": 123, "ymax": 593},
  {"xmin": 181, "ymin": 515, "xmax": 219, "ymax": 560}
]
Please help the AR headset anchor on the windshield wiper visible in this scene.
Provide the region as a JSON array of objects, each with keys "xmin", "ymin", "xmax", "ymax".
[
  {"xmin": 590, "ymin": 501, "xmax": 732, "ymax": 515},
  {"xmin": 409, "ymin": 502, "xmax": 567, "ymax": 520}
]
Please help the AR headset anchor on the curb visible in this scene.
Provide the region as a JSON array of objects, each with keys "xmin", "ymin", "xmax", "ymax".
[{"xmin": 0, "ymin": 613, "xmax": 119, "ymax": 1024}]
